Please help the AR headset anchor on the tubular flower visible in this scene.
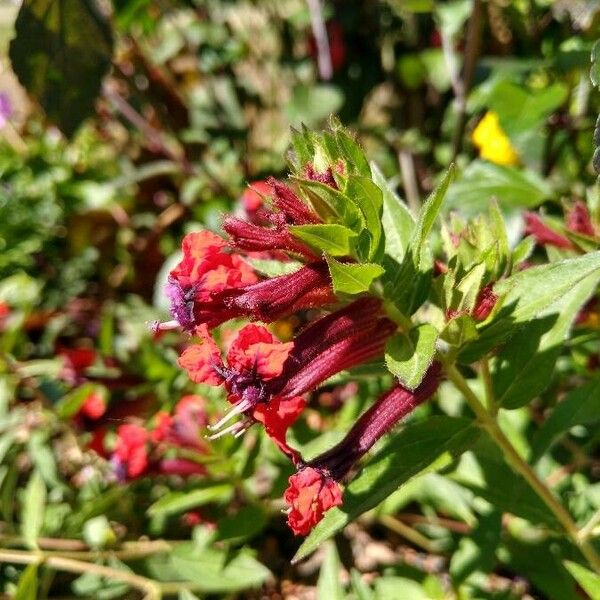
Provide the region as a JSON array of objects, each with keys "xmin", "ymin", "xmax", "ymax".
[
  {"xmin": 219, "ymin": 261, "xmax": 336, "ymax": 323},
  {"xmin": 111, "ymin": 424, "xmax": 150, "ymax": 480},
  {"xmin": 153, "ymin": 231, "xmax": 258, "ymax": 332},
  {"xmin": 471, "ymin": 111, "xmax": 518, "ymax": 166},
  {"xmin": 225, "ymin": 178, "xmax": 321, "ymax": 259},
  {"xmin": 284, "ymin": 467, "xmax": 343, "ymax": 536},
  {"xmin": 566, "ymin": 201, "xmax": 596, "ymax": 237},
  {"xmin": 524, "ymin": 212, "xmax": 573, "ymax": 250},
  {"xmin": 268, "ymin": 299, "xmax": 396, "ymax": 400},
  {"xmin": 178, "ymin": 324, "xmax": 296, "ymax": 441},
  {"xmin": 284, "ymin": 362, "xmax": 443, "ymax": 535},
  {"xmin": 241, "ymin": 180, "xmax": 271, "ymax": 213},
  {"xmin": 151, "ymin": 395, "xmax": 208, "ymax": 451}
]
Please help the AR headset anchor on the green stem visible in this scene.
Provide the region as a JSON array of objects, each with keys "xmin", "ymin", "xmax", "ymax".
[
  {"xmin": 0, "ymin": 549, "xmax": 162, "ymax": 599},
  {"xmin": 579, "ymin": 508, "xmax": 600, "ymax": 542},
  {"xmin": 480, "ymin": 358, "xmax": 496, "ymax": 415},
  {"xmin": 445, "ymin": 363, "xmax": 600, "ymax": 574}
]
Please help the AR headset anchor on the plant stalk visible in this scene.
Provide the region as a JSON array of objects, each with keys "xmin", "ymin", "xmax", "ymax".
[{"xmin": 445, "ymin": 364, "xmax": 600, "ymax": 574}]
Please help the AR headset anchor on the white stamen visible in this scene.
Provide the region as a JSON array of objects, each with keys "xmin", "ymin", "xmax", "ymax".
[
  {"xmin": 148, "ymin": 319, "xmax": 180, "ymax": 333},
  {"xmin": 206, "ymin": 421, "xmax": 246, "ymax": 440},
  {"xmin": 207, "ymin": 398, "xmax": 253, "ymax": 432}
]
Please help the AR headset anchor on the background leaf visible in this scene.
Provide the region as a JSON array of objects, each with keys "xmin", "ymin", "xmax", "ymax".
[{"xmin": 9, "ymin": 0, "xmax": 114, "ymax": 136}]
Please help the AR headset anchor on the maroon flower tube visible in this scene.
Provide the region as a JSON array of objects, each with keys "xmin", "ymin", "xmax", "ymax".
[
  {"xmin": 524, "ymin": 212, "xmax": 573, "ymax": 250},
  {"xmin": 284, "ymin": 362, "xmax": 443, "ymax": 535},
  {"xmin": 307, "ymin": 361, "xmax": 443, "ymax": 479},
  {"xmin": 268, "ymin": 178, "xmax": 322, "ymax": 225},
  {"xmin": 223, "ymin": 215, "xmax": 318, "ymax": 260},
  {"xmin": 220, "ymin": 261, "xmax": 336, "ymax": 322}
]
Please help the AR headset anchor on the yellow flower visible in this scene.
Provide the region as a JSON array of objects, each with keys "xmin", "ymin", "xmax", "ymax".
[{"xmin": 471, "ymin": 111, "xmax": 519, "ymax": 166}]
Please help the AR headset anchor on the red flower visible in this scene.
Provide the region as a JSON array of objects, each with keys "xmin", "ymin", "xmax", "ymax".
[
  {"xmin": 177, "ymin": 325, "xmax": 224, "ymax": 385},
  {"xmin": 227, "ymin": 324, "xmax": 294, "ymax": 381},
  {"xmin": 283, "ymin": 362, "xmax": 443, "ymax": 535},
  {"xmin": 0, "ymin": 302, "xmax": 10, "ymax": 319},
  {"xmin": 524, "ymin": 212, "xmax": 572, "ymax": 250},
  {"xmin": 79, "ymin": 391, "xmax": 106, "ymax": 420},
  {"xmin": 241, "ymin": 180, "xmax": 271, "ymax": 213},
  {"xmin": 179, "ymin": 324, "xmax": 293, "ymax": 386},
  {"xmin": 472, "ymin": 285, "xmax": 498, "ymax": 321},
  {"xmin": 220, "ymin": 261, "xmax": 335, "ymax": 323},
  {"xmin": 112, "ymin": 424, "xmax": 149, "ymax": 480},
  {"xmin": 253, "ymin": 396, "xmax": 305, "ymax": 463},
  {"xmin": 155, "ymin": 231, "xmax": 257, "ymax": 332},
  {"xmin": 566, "ymin": 201, "xmax": 596, "ymax": 237},
  {"xmin": 284, "ymin": 467, "xmax": 343, "ymax": 536},
  {"xmin": 151, "ymin": 395, "xmax": 208, "ymax": 450},
  {"xmin": 158, "ymin": 458, "xmax": 206, "ymax": 477}
]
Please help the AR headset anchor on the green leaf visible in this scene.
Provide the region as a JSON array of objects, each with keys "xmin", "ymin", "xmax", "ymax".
[
  {"xmin": 170, "ymin": 545, "xmax": 271, "ymax": 593},
  {"xmin": 459, "ymin": 251, "xmax": 600, "ymax": 363},
  {"xmin": 493, "ymin": 268, "xmax": 599, "ymax": 409},
  {"xmin": 334, "ymin": 128, "xmax": 371, "ymax": 177},
  {"xmin": 289, "ymin": 224, "xmax": 357, "ymax": 257},
  {"xmin": 147, "ymin": 484, "xmax": 234, "ymax": 518},
  {"xmin": 9, "ymin": 0, "xmax": 114, "ymax": 136},
  {"xmin": 245, "ymin": 257, "xmax": 303, "ymax": 277},
  {"xmin": 564, "ymin": 561, "xmax": 600, "ymax": 600},
  {"xmin": 294, "ymin": 178, "xmax": 364, "ymax": 230},
  {"xmin": 215, "ymin": 506, "xmax": 268, "ymax": 543},
  {"xmin": 286, "ymin": 84, "xmax": 344, "ymax": 127},
  {"xmin": 293, "ymin": 417, "xmax": 479, "ymax": 562},
  {"xmin": 325, "ymin": 255, "xmax": 385, "ymax": 295},
  {"xmin": 389, "ymin": 165, "xmax": 455, "ymax": 314},
  {"xmin": 531, "ymin": 374, "xmax": 600, "ymax": 463},
  {"xmin": 446, "ymin": 161, "xmax": 552, "ymax": 214},
  {"xmin": 317, "ymin": 543, "xmax": 345, "ymax": 600},
  {"xmin": 345, "ymin": 176, "xmax": 384, "ymax": 261},
  {"xmin": 453, "ymin": 439, "xmax": 557, "ymax": 526},
  {"xmin": 371, "ymin": 162, "xmax": 415, "ymax": 265},
  {"xmin": 385, "ymin": 324, "xmax": 438, "ymax": 390},
  {"xmin": 450, "ymin": 508, "xmax": 502, "ymax": 584},
  {"xmin": 21, "ymin": 470, "xmax": 46, "ymax": 549},
  {"xmin": 14, "ymin": 564, "xmax": 38, "ymax": 600},
  {"xmin": 350, "ymin": 569, "xmax": 375, "ymax": 600},
  {"xmin": 83, "ymin": 515, "xmax": 116, "ymax": 549},
  {"xmin": 374, "ymin": 577, "xmax": 428, "ymax": 599}
]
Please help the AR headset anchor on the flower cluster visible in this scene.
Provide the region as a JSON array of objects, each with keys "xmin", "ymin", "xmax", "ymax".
[
  {"xmin": 110, "ymin": 395, "xmax": 208, "ymax": 481},
  {"xmin": 158, "ymin": 171, "xmax": 442, "ymax": 535}
]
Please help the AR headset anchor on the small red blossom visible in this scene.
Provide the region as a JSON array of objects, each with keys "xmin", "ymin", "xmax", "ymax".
[
  {"xmin": 566, "ymin": 201, "xmax": 596, "ymax": 237},
  {"xmin": 253, "ymin": 396, "xmax": 305, "ymax": 463},
  {"xmin": 151, "ymin": 395, "xmax": 208, "ymax": 450},
  {"xmin": 112, "ymin": 424, "xmax": 150, "ymax": 480},
  {"xmin": 178, "ymin": 325, "xmax": 224, "ymax": 385},
  {"xmin": 0, "ymin": 302, "xmax": 10, "ymax": 319},
  {"xmin": 284, "ymin": 467, "xmax": 343, "ymax": 536},
  {"xmin": 472, "ymin": 285, "xmax": 498, "ymax": 321},
  {"xmin": 524, "ymin": 212, "xmax": 572, "ymax": 250},
  {"xmin": 242, "ymin": 180, "xmax": 271, "ymax": 213},
  {"xmin": 158, "ymin": 458, "xmax": 206, "ymax": 477},
  {"xmin": 79, "ymin": 391, "xmax": 106, "ymax": 421},
  {"xmin": 157, "ymin": 231, "xmax": 258, "ymax": 332},
  {"xmin": 227, "ymin": 324, "xmax": 294, "ymax": 381}
]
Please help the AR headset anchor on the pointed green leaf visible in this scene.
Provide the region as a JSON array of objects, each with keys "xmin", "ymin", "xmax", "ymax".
[
  {"xmin": 147, "ymin": 484, "xmax": 234, "ymax": 518},
  {"xmin": 325, "ymin": 255, "xmax": 384, "ymax": 295},
  {"xmin": 317, "ymin": 543, "xmax": 345, "ymax": 600},
  {"xmin": 289, "ymin": 224, "xmax": 357, "ymax": 257},
  {"xmin": 372, "ymin": 162, "xmax": 415, "ymax": 265},
  {"xmin": 345, "ymin": 176, "xmax": 384, "ymax": 261},
  {"xmin": 385, "ymin": 324, "xmax": 438, "ymax": 390},
  {"xmin": 10, "ymin": 0, "xmax": 114, "ymax": 136},
  {"xmin": 21, "ymin": 470, "xmax": 46, "ymax": 549},
  {"xmin": 389, "ymin": 165, "xmax": 456, "ymax": 314},
  {"xmin": 293, "ymin": 417, "xmax": 478, "ymax": 562},
  {"xmin": 14, "ymin": 564, "xmax": 38, "ymax": 600},
  {"xmin": 531, "ymin": 374, "xmax": 600, "ymax": 462},
  {"xmin": 493, "ymin": 269, "xmax": 600, "ymax": 409},
  {"xmin": 564, "ymin": 561, "xmax": 600, "ymax": 600},
  {"xmin": 459, "ymin": 251, "xmax": 600, "ymax": 363}
]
